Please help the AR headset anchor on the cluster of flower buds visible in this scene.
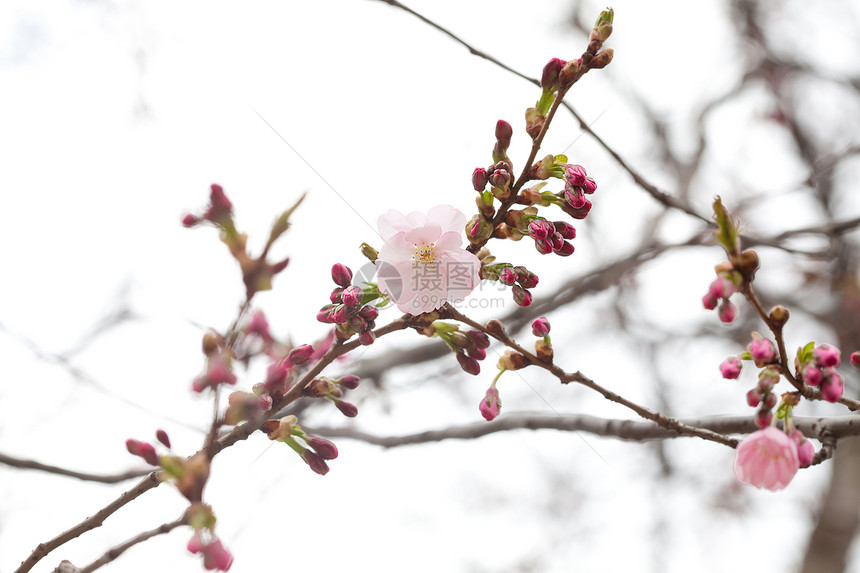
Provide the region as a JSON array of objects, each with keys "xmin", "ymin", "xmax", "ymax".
[
  {"xmin": 126, "ymin": 428, "xmax": 171, "ymax": 466},
  {"xmin": 705, "ymin": 197, "xmax": 763, "ymax": 325},
  {"xmin": 559, "ymin": 164, "xmax": 597, "ymax": 220},
  {"xmin": 425, "ymin": 321, "xmax": 491, "ymax": 375},
  {"xmin": 182, "ymin": 183, "xmax": 298, "ymax": 299},
  {"xmin": 301, "ymin": 373, "xmax": 361, "ymax": 418},
  {"xmin": 496, "ymin": 265, "xmax": 538, "ymax": 307},
  {"xmin": 263, "ymin": 415, "xmax": 340, "ymax": 475},
  {"xmin": 318, "ymin": 263, "xmax": 380, "ymax": 345},
  {"xmin": 525, "ymin": 10, "xmax": 613, "ymax": 138},
  {"xmin": 187, "ymin": 503, "xmax": 233, "ymax": 571},
  {"xmin": 702, "ymin": 274, "xmax": 739, "ymax": 323},
  {"xmin": 193, "ymin": 332, "xmax": 238, "ymax": 393},
  {"xmin": 188, "ymin": 532, "xmax": 233, "ymax": 572},
  {"xmin": 796, "ymin": 342, "xmax": 844, "ymax": 402},
  {"xmin": 526, "ymin": 217, "xmax": 576, "ymax": 256},
  {"xmin": 181, "ymin": 183, "xmax": 235, "ymax": 230},
  {"xmin": 721, "ymin": 333, "xmax": 781, "ymax": 426}
]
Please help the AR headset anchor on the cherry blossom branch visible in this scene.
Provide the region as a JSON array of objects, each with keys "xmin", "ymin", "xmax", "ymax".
[
  {"xmin": 0, "ymin": 452, "xmax": 149, "ymax": 483},
  {"xmin": 73, "ymin": 514, "xmax": 189, "ymax": 573},
  {"xmin": 445, "ymin": 306, "xmax": 738, "ymax": 448},
  {"xmin": 740, "ymin": 281, "xmax": 860, "ymax": 411},
  {"xmin": 308, "ymin": 413, "xmax": 860, "ymax": 446},
  {"xmin": 214, "ymin": 315, "xmax": 412, "ymax": 452},
  {"xmin": 14, "ymin": 472, "xmax": 161, "ymax": 573}
]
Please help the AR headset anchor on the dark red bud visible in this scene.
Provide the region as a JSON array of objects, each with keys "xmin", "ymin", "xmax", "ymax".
[{"xmin": 155, "ymin": 429, "xmax": 171, "ymax": 449}]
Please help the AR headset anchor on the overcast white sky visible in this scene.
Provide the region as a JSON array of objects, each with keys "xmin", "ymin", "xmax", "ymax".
[{"xmin": 2, "ymin": 1, "xmax": 859, "ymax": 572}]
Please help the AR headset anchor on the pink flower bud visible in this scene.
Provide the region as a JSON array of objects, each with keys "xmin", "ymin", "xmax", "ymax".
[
  {"xmin": 358, "ymin": 330, "xmax": 376, "ymax": 346},
  {"xmin": 553, "ymin": 221, "xmax": 576, "ymax": 240},
  {"xmin": 126, "ymin": 439, "xmax": 159, "ymax": 466},
  {"xmin": 301, "ymin": 449, "xmax": 330, "ymax": 475},
  {"xmin": 531, "ymin": 317, "xmax": 551, "ymax": 338},
  {"xmin": 554, "ymin": 241, "xmax": 575, "ymax": 257},
  {"xmin": 181, "ymin": 213, "xmax": 200, "ymax": 228},
  {"xmin": 540, "ymin": 57, "xmax": 566, "ymax": 92},
  {"xmin": 337, "ymin": 374, "xmax": 361, "ymax": 390},
  {"xmin": 457, "ymin": 353, "xmax": 481, "ymax": 376},
  {"xmin": 582, "ymin": 177, "xmax": 597, "ymax": 194},
  {"xmin": 527, "ymin": 219, "xmax": 554, "ymax": 240},
  {"xmin": 718, "ymin": 300, "xmax": 737, "ymax": 323},
  {"xmin": 495, "ymin": 120, "xmax": 513, "ymax": 150},
  {"xmin": 305, "ymin": 436, "xmax": 338, "ymax": 460},
  {"xmin": 489, "ymin": 169, "xmax": 512, "ymax": 188},
  {"xmin": 563, "ymin": 192, "xmax": 592, "ymax": 219},
  {"xmin": 763, "ymin": 392, "xmax": 778, "ymax": 409},
  {"xmin": 467, "ymin": 330, "xmax": 491, "ymax": 349},
  {"xmin": 851, "ymin": 351, "xmax": 860, "ymax": 369},
  {"xmin": 719, "ymin": 357, "xmax": 742, "ymax": 379},
  {"xmin": 514, "ymin": 267, "xmax": 539, "ymax": 288},
  {"xmin": 341, "ymin": 286, "xmax": 363, "ymax": 307},
  {"xmin": 205, "ymin": 184, "xmax": 233, "ymax": 222},
  {"xmin": 467, "ymin": 347, "xmax": 487, "ymax": 361},
  {"xmin": 202, "ymin": 537, "xmax": 234, "ymax": 571},
  {"xmin": 512, "ymin": 285, "xmax": 532, "ymax": 307},
  {"xmin": 820, "ymin": 369, "xmax": 844, "ymax": 403},
  {"xmin": 331, "ymin": 263, "xmax": 353, "ymax": 288},
  {"xmin": 334, "ymin": 399, "xmax": 358, "ymax": 417},
  {"xmin": 288, "ymin": 344, "xmax": 314, "ymax": 365},
  {"xmin": 316, "ymin": 304, "xmax": 336, "ymax": 323},
  {"xmin": 534, "ymin": 239, "xmax": 553, "ymax": 255},
  {"xmin": 472, "ymin": 168, "xmax": 489, "ymax": 191},
  {"xmin": 791, "ymin": 430, "xmax": 815, "ymax": 468},
  {"xmin": 155, "ymin": 429, "xmax": 171, "ymax": 449},
  {"xmin": 479, "ymin": 387, "xmax": 501, "ymax": 421},
  {"xmin": 746, "ymin": 388, "xmax": 762, "ymax": 407},
  {"xmin": 702, "ymin": 293, "xmax": 719, "ymax": 310},
  {"xmin": 708, "ymin": 276, "xmax": 737, "ymax": 299},
  {"xmin": 748, "ymin": 336, "xmax": 777, "ymax": 364},
  {"xmin": 565, "ymin": 164, "xmax": 588, "ymax": 186},
  {"xmin": 813, "ymin": 344, "xmax": 841, "ymax": 368},
  {"xmin": 755, "ymin": 408, "xmax": 773, "ymax": 428},
  {"xmin": 359, "ymin": 305, "xmax": 379, "ymax": 321},
  {"xmin": 802, "ymin": 364, "xmax": 822, "ymax": 387},
  {"xmin": 330, "ymin": 305, "xmax": 348, "ymax": 324},
  {"xmin": 734, "ymin": 427, "xmax": 799, "ymax": 491},
  {"xmin": 498, "ymin": 267, "xmax": 517, "ymax": 286}
]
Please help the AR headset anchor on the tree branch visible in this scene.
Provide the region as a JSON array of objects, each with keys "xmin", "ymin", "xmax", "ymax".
[
  {"xmin": 0, "ymin": 452, "xmax": 149, "ymax": 484},
  {"xmin": 73, "ymin": 514, "xmax": 189, "ymax": 573},
  {"xmin": 14, "ymin": 472, "xmax": 162, "ymax": 573},
  {"xmin": 308, "ymin": 413, "xmax": 860, "ymax": 446}
]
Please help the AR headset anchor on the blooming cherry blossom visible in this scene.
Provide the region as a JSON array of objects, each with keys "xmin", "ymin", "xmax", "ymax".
[
  {"xmin": 734, "ymin": 427, "xmax": 799, "ymax": 491},
  {"xmin": 376, "ymin": 205, "xmax": 481, "ymax": 314}
]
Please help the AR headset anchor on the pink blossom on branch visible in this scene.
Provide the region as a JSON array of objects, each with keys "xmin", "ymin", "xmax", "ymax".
[
  {"xmin": 376, "ymin": 206, "xmax": 481, "ymax": 314},
  {"xmin": 479, "ymin": 386, "xmax": 502, "ymax": 421},
  {"xmin": 734, "ymin": 427, "xmax": 799, "ymax": 491},
  {"xmin": 719, "ymin": 356, "xmax": 742, "ymax": 379},
  {"xmin": 188, "ymin": 532, "xmax": 234, "ymax": 571}
]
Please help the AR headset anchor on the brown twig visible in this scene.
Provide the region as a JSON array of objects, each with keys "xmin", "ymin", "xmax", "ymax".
[
  {"xmin": 74, "ymin": 514, "xmax": 189, "ymax": 573},
  {"xmin": 0, "ymin": 452, "xmax": 149, "ymax": 484},
  {"xmin": 308, "ymin": 413, "xmax": 860, "ymax": 447},
  {"xmin": 15, "ymin": 472, "xmax": 161, "ymax": 573},
  {"xmin": 446, "ymin": 306, "xmax": 738, "ymax": 448}
]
